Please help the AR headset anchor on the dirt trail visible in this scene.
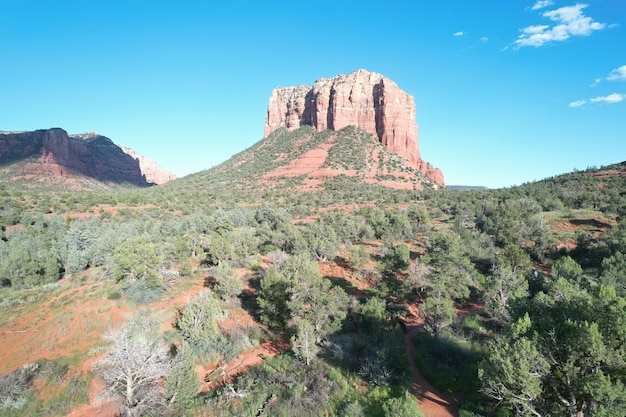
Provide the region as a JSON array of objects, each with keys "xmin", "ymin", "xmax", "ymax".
[
  {"xmin": 200, "ymin": 339, "xmax": 289, "ymax": 391},
  {"xmin": 58, "ymin": 281, "xmax": 207, "ymax": 417},
  {"xmin": 65, "ymin": 397, "xmax": 119, "ymax": 417},
  {"xmin": 403, "ymin": 303, "xmax": 460, "ymax": 417}
]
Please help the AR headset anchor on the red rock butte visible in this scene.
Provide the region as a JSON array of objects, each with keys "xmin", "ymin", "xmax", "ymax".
[{"xmin": 264, "ymin": 69, "xmax": 444, "ymax": 185}]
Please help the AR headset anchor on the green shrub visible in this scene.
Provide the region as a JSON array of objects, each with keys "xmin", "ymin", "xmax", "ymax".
[
  {"xmin": 349, "ymin": 245, "xmax": 369, "ymax": 270},
  {"xmin": 359, "ymin": 357, "xmax": 393, "ymax": 387},
  {"xmin": 106, "ymin": 290, "xmax": 122, "ymax": 300},
  {"xmin": 382, "ymin": 393, "xmax": 425, "ymax": 417},
  {"xmin": 211, "ymin": 263, "xmax": 243, "ymax": 301},
  {"xmin": 177, "ymin": 291, "xmax": 224, "ymax": 344},
  {"xmin": 341, "ymin": 400, "xmax": 365, "ymax": 417},
  {"xmin": 121, "ymin": 280, "xmax": 163, "ymax": 304},
  {"xmin": 178, "ymin": 261, "xmax": 192, "ymax": 277},
  {"xmin": 0, "ymin": 363, "xmax": 39, "ymax": 409},
  {"xmin": 166, "ymin": 345, "xmax": 200, "ymax": 411},
  {"xmin": 247, "ymin": 254, "xmax": 264, "ymax": 270},
  {"xmin": 191, "ymin": 334, "xmax": 239, "ymax": 362},
  {"xmin": 112, "ymin": 236, "xmax": 164, "ymax": 288}
]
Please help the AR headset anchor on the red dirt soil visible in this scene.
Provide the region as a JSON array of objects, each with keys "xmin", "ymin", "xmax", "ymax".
[
  {"xmin": 200, "ymin": 339, "xmax": 290, "ymax": 392},
  {"xmin": 65, "ymin": 377, "xmax": 119, "ymax": 417},
  {"xmin": 403, "ymin": 302, "xmax": 461, "ymax": 417},
  {"xmin": 41, "ymin": 278, "xmax": 285, "ymax": 417},
  {"xmin": 259, "ymin": 136, "xmax": 425, "ymax": 191},
  {"xmin": 0, "ymin": 277, "xmax": 208, "ymax": 417},
  {"xmin": 3, "ymin": 245, "xmax": 470, "ymax": 417}
]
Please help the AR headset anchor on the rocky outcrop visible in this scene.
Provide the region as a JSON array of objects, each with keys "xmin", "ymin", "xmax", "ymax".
[
  {"xmin": 264, "ymin": 69, "xmax": 444, "ymax": 185},
  {"xmin": 0, "ymin": 128, "xmax": 151, "ymax": 186},
  {"xmin": 119, "ymin": 145, "xmax": 176, "ymax": 185}
]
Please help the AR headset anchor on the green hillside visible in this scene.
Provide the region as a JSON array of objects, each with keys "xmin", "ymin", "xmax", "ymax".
[
  {"xmin": 1, "ymin": 146, "xmax": 625, "ymax": 417},
  {"xmin": 178, "ymin": 125, "xmax": 438, "ymax": 191}
]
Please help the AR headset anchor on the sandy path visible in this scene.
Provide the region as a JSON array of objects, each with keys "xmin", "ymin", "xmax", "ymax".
[{"xmin": 403, "ymin": 303, "xmax": 459, "ymax": 417}]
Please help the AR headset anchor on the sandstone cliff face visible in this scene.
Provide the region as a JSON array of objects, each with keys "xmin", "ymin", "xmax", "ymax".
[
  {"xmin": 0, "ymin": 129, "xmax": 151, "ymax": 186},
  {"xmin": 264, "ymin": 69, "xmax": 444, "ymax": 185},
  {"xmin": 119, "ymin": 145, "xmax": 177, "ymax": 185}
]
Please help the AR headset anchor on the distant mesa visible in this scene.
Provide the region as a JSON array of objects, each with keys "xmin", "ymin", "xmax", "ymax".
[
  {"xmin": 0, "ymin": 128, "xmax": 175, "ymax": 188},
  {"xmin": 264, "ymin": 69, "xmax": 444, "ymax": 185}
]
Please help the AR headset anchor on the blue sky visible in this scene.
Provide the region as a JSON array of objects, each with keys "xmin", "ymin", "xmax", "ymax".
[{"xmin": 1, "ymin": 0, "xmax": 624, "ymax": 188}]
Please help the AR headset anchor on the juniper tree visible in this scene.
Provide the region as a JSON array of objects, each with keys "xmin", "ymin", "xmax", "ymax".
[
  {"xmin": 112, "ymin": 236, "xmax": 163, "ymax": 289},
  {"xmin": 480, "ymin": 281, "xmax": 626, "ymax": 416}
]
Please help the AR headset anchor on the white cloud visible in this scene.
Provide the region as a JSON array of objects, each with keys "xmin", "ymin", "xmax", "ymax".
[
  {"xmin": 514, "ymin": 4, "xmax": 606, "ymax": 48},
  {"xmin": 453, "ymin": 31, "xmax": 464, "ymax": 37},
  {"xmin": 569, "ymin": 93, "xmax": 626, "ymax": 107},
  {"xmin": 480, "ymin": 37, "xmax": 489, "ymax": 43},
  {"xmin": 531, "ymin": 0, "xmax": 554, "ymax": 10},
  {"xmin": 569, "ymin": 100, "xmax": 587, "ymax": 107},
  {"xmin": 589, "ymin": 93, "xmax": 626, "ymax": 104},
  {"xmin": 607, "ymin": 65, "xmax": 626, "ymax": 81}
]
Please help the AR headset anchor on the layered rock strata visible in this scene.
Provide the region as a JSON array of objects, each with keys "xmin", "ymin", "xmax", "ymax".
[
  {"xmin": 0, "ymin": 128, "xmax": 151, "ymax": 186},
  {"xmin": 264, "ymin": 69, "xmax": 444, "ymax": 184}
]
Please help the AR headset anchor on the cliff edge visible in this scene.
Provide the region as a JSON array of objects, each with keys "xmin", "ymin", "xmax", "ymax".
[{"xmin": 264, "ymin": 69, "xmax": 444, "ymax": 185}]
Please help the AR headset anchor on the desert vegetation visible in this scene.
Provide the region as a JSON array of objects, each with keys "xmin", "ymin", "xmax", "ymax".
[{"xmin": 1, "ymin": 127, "xmax": 625, "ymax": 417}]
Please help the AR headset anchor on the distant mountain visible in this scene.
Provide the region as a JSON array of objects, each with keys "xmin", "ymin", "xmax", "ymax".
[
  {"xmin": 192, "ymin": 125, "xmax": 441, "ymax": 191},
  {"xmin": 119, "ymin": 145, "xmax": 176, "ymax": 185},
  {"xmin": 0, "ymin": 128, "xmax": 172, "ymax": 191}
]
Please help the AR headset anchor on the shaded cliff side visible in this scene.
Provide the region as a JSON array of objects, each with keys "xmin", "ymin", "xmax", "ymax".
[{"xmin": 0, "ymin": 128, "xmax": 151, "ymax": 187}]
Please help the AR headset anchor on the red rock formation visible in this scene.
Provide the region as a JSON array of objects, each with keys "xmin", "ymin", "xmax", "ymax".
[
  {"xmin": 264, "ymin": 69, "xmax": 444, "ymax": 185},
  {"xmin": 119, "ymin": 145, "xmax": 176, "ymax": 185},
  {"xmin": 0, "ymin": 129, "xmax": 151, "ymax": 186}
]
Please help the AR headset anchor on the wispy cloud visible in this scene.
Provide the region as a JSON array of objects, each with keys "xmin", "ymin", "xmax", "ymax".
[
  {"xmin": 589, "ymin": 93, "xmax": 626, "ymax": 104},
  {"xmin": 607, "ymin": 65, "xmax": 626, "ymax": 81},
  {"xmin": 514, "ymin": 4, "xmax": 606, "ymax": 48},
  {"xmin": 590, "ymin": 78, "xmax": 602, "ymax": 87},
  {"xmin": 569, "ymin": 100, "xmax": 587, "ymax": 107},
  {"xmin": 590, "ymin": 65, "xmax": 626, "ymax": 86},
  {"xmin": 570, "ymin": 93, "xmax": 626, "ymax": 107},
  {"xmin": 531, "ymin": 0, "xmax": 554, "ymax": 11},
  {"xmin": 453, "ymin": 31, "xmax": 464, "ymax": 37},
  {"xmin": 479, "ymin": 37, "xmax": 489, "ymax": 43}
]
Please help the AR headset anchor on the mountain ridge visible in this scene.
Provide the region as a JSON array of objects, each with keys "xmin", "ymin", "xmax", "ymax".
[{"xmin": 0, "ymin": 128, "xmax": 174, "ymax": 191}]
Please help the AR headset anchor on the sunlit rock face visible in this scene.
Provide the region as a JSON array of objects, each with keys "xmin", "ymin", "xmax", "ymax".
[
  {"xmin": 119, "ymin": 145, "xmax": 176, "ymax": 185},
  {"xmin": 264, "ymin": 69, "xmax": 443, "ymax": 185}
]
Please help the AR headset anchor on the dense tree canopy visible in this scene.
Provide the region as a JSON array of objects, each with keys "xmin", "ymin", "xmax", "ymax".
[{"xmin": 2, "ymin": 160, "xmax": 626, "ymax": 416}]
